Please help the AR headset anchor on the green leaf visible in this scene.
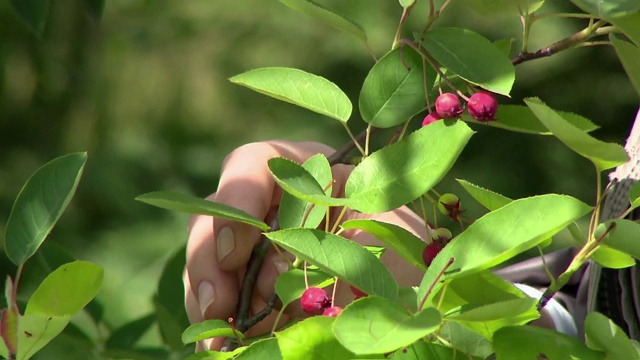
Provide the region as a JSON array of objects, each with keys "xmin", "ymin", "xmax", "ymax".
[
  {"xmin": 611, "ymin": 36, "xmax": 640, "ymax": 99},
  {"xmin": 341, "ymin": 219, "xmax": 427, "ymax": 271},
  {"xmin": 333, "ymin": 296, "xmax": 441, "ymax": 355},
  {"xmin": 570, "ymin": 0, "xmax": 640, "ymax": 17},
  {"xmin": 419, "ymin": 194, "xmax": 592, "ymax": 304},
  {"xmin": 155, "ymin": 246, "xmax": 190, "ymax": 350},
  {"xmin": 444, "ymin": 298, "xmax": 537, "ymax": 322},
  {"xmin": 5, "ymin": 152, "xmax": 87, "ymax": 266},
  {"xmin": 265, "ymin": 229, "xmax": 398, "ymax": 300},
  {"xmin": 182, "ymin": 320, "xmax": 244, "ymax": 345},
  {"xmin": 585, "ymin": 312, "xmax": 638, "ymax": 358},
  {"xmin": 279, "ymin": 154, "xmax": 333, "ymax": 229},
  {"xmin": 268, "ymin": 157, "xmax": 350, "ymax": 207},
  {"xmin": 277, "ymin": 316, "xmax": 353, "ymax": 360},
  {"xmin": 591, "ymin": 245, "xmax": 636, "ymax": 269},
  {"xmin": 84, "ymin": 0, "xmax": 105, "ymax": 21},
  {"xmin": 494, "ymin": 326, "xmax": 605, "ymax": 360},
  {"xmin": 154, "ymin": 299, "xmax": 185, "ymax": 351},
  {"xmin": 235, "ymin": 338, "xmax": 281, "ymax": 360},
  {"xmin": 422, "ymin": 28, "xmax": 515, "ymax": 96},
  {"xmin": 469, "ymin": 0, "xmax": 544, "ymax": 16},
  {"xmin": 26, "ymin": 261, "xmax": 103, "ymax": 317},
  {"xmin": 359, "ymin": 47, "xmax": 432, "ymax": 128},
  {"xmin": 609, "ymin": 13, "xmax": 640, "ymax": 47},
  {"xmin": 229, "ymin": 67, "xmax": 352, "ymax": 122},
  {"xmin": 398, "ymin": 0, "xmax": 416, "ymax": 8},
  {"xmin": 135, "ymin": 192, "xmax": 270, "ymax": 231},
  {"xmin": 461, "ymin": 104, "xmax": 599, "ymax": 135},
  {"xmin": 346, "ymin": 120, "xmax": 474, "ymax": 213},
  {"xmin": 525, "ymin": 98, "xmax": 628, "ymax": 171},
  {"xmin": 389, "ymin": 340, "xmax": 482, "ymax": 360},
  {"xmin": 275, "ymin": 268, "xmax": 334, "ymax": 307},
  {"xmin": 436, "ymin": 271, "xmax": 527, "ymax": 310},
  {"xmin": 105, "ymin": 314, "xmax": 156, "ymax": 350},
  {"xmin": 278, "ymin": 0, "xmax": 367, "ymax": 42},
  {"xmin": 596, "ymin": 219, "xmax": 640, "ymax": 260},
  {"xmin": 630, "ymin": 181, "xmax": 640, "ymax": 210},
  {"xmin": 456, "ymin": 179, "xmax": 512, "ymax": 211},
  {"xmin": 9, "ymin": 0, "xmax": 50, "ymax": 37},
  {"xmin": 17, "ymin": 314, "xmax": 71, "ymax": 359},
  {"xmin": 438, "ymin": 322, "xmax": 493, "ymax": 359}
]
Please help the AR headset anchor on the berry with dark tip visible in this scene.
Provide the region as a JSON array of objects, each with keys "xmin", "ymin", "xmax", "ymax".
[
  {"xmin": 422, "ymin": 242, "xmax": 444, "ymax": 267},
  {"xmin": 323, "ymin": 306, "xmax": 343, "ymax": 317},
  {"xmin": 467, "ymin": 92, "xmax": 498, "ymax": 122},
  {"xmin": 432, "ymin": 227, "xmax": 453, "ymax": 246},
  {"xmin": 435, "ymin": 93, "xmax": 464, "ymax": 118},
  {"xmin": 422, "ymin": 112, "xmax": 442, "ymax": 127},
  {"xmin": 437, "ymin": 193, "xmax": 464, "ymax": 221},
  {"xmin": 301, "ymin": 287, "xmax": 331, "ymax": 315}
]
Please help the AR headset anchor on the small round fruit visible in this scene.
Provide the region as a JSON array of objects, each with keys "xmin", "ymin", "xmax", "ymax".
[
  {"xmin": 422, "ymin": 242, "xmax": 443, "ymax": 267},
  {"xmin": 467, "ymin": 92, "xmax": 498, "ymax": 122},
  {"xmin": 323, "ymin": 306, "xmax": 343, "ymax": 317},
  {"xmin": 437, "ymin": 193, "xmax": 464, "ymax": 221},
  {"xmin": 422, "ymin": 112, "xmax": 442, "ymax": 127},
  {"xmin": 350, "ymin": 286, "xmax": 367, "ymax": 300},
  {"xmin": 435, "ymin": 93, "xmax": 463, "ymax": 118},
  {"xmin": 301, "ymin": 287, "xmax": 331, "ymax": 315}
]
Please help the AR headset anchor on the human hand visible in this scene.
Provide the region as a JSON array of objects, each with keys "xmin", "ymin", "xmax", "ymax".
[{"xmin": 184, "ymin": 140, "xmax": 429, "ymax": 351}]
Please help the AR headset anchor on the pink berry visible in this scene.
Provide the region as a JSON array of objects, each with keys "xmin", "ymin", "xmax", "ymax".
[
  {"xmin": 435, "ymin": 93, "xmax": 463, "ymax": 118},
  {"xmin": 422, "ymin": 242, "xmax": 443, "ymax": 267},
  {"xmin": 350, "ymin": 286, "xmax": 367, "ymax": 300},
  {"xmin": 323, "ymin": 306, "xmax": 343, "ymax": 317},
  {"xmin": 467, "ymin": 92, "xmax": 498, "ymax": 122},
  {"xmin": 301, "ymin": 287, "xmax": 331, "ymax": 315},
  {"xmin": 422, "ymin": 112, "xmax": 442, "ymax": 127}
]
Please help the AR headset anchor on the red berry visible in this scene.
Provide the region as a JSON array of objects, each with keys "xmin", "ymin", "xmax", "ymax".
[
  {"xmin": 323, "ymin": 306, "xmax": 343, "ymax": 317},
  {"xmin": 350, "ymin": 286, "xmax": 367, "ymax": 300},
  {"xmin": 437, "ymin": 193, "xmax": 464, "ymax": 221},
  {"xmin": 435, "ymin": 93, "xmax": 463, "ymax": 118},
  {"xmin": 301, "ymin": 287, "xmax": 331, "ymax": 315},
  {"xmin": 422, "ymin": 112, "xmax": 442, "ymax": 127},
  {"xmin": 467, "ymin": 92, "xmax": 498, "ymax": 122},
  {"xmin": 423, "ymin": 242, "xmax": 443, "ymax": 267}
]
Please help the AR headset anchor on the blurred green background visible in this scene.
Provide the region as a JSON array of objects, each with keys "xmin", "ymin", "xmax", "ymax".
[{"xmin": 0, "ymin": 0, "xmax": 638, "ymax": 357}]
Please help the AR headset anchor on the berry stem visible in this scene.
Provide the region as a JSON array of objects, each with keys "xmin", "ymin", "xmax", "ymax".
[
  {"xmin": 419, "ymin": 257, "xmax": 455, "ymax": 310},
  {"xmin": 341, "ymin": 123, "xmax": 366, "ymax": 157},
  {"xmin": 392, "ymin": 4, "xmax": 415, "ymax": 49}
]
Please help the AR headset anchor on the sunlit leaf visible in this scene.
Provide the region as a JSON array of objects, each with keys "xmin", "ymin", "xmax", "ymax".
[
  {"xmin": 17, "ymin": 314, "xmax": 70, "ymax": 359},
  {"xmin": 494, "ymin": 326, "xmax": 605, "ymax": 359},
  {"xmin": 438, "ymin": 322, "xmax": 493, "ymax": 359},
  {"xmin": 275, "ymin": 269, "xmax": 334, "ymax": 307},
  {"xmin": 398, "ymin": 0, "xmax": 416, "ymax": 8},
  {"xmin": 346, "ymin": 120, "xmax": 473, "ymax": 213},
  {"xmin": 525, "ymin": 98, "xmax": 628, "ymax": 171},
  {"xmin": 596, "ymin": 219, "xmax": 640, "ymax": 260},
  {"xmin": 136, "ymin": 192, "xmax": 270, "ymax": 231},
  {"xmin": 570, "ymin": 0, "xmax": 640, "ymax": 17},
  {"xmin": 265, "ymin": 229, "xmax": 398, "ymax": 300},
  {"xmin": 333, "ymin": 296, "xmax": 441, "ymax": 355},
  {"xmin": 229, "ymin": 67, "xmax": 352, "ymax": 122},
  {"xmin": 359, "ymin": 47, "xmax": 432, "ymax": 128},
  {"xmin": 235, "ymin": 338, "xmax": 281, "ymax": 360},
  {"xmin": 276, "ymin": 316, "xmax": 352, "ymax": 360},
  {"xmin": 182, "ymin": 320, "xmax": 243, "ymax": 345},
  {"xmin": 585, "ymin": 312, "xmax": 638, "ymax": 359},
  {"xmin": 5, "ymin": 152, "xmax": 87, "ymax": 266},
  {"xmin": 591, "ymin": 245, "xmax": 636, "ymax": 269},
  {"xmin": 423, "ymin": 28, "xmax": 515, "ymax": 96},
  {"xmin": 456, "ymin": 179, "xmax": 512, "ymax": 211}
]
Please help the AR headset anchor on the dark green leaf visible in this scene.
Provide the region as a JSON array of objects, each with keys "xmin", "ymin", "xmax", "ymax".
[
  {"xmin": 570, "ymin": 0, "xmax": 640, "ymax": 17},
  {"xmin": 9, "ymin": 0, "xmax": 50, "ymax": 37},
  {"xmin": 279, "ymin": 154, "xmax": 332, "ymax": 229},
  {"xmin": 419, "ymin": 194, "xmax": 592, "ymax": 305},
  {"xmin": 279, "ymin": 0, "xmax": 367, "ymax": 42},
  {"xmin": 136, "ymin": 192, "xmax": 270, "ymax": 231},
  {"xmin": 346, "ymin": 120, "xmax": 473, "ymax": 213},
  {"xmin": 341, "ymin": 219, "xmax": 427, "ymax": 270},
  {"xmin": 5, "ymin": 152, "xmax": 87, "ymax": 266},
  {"xmin": 277, "ymin": 316, "xmax": 353, "ymax": 360},
  {"xmin": 359, "ymin": 47, "xmax": 432, "ymax": 128},
  {"xmin": 26, "ymin": 261, "xmax": 103, "ymax": 317},
  {"xmin": 84, "ymin": 0, "xmax": 105, "ymax": 21},
  {"xmin": 438, "ymin": 321, "xmax": 493, "ymax": 359},
  {"xmin": 423, "ymin": 28, "xmax": 515, "ymax": 96},
  {"xmin": 585, "ymin": 312, "xmax": 638, "ymax": 358},
  {"xmin": 154, "ymin": 299, "xmax": 185, "ymax": 351},
  {"xmin": 461, "ymin": 104, "xmax": 599, "ymax": 135},
  {"xmin": 609, "ymin": 13, "xmax": 640, "ymax": 47},
  {"xmin": 596, "ymin": 219, "xmax": 640, "ymax": 260},
  {"xmin": 156, "ymin": 246, "xmax": 190, "ymax": 349},
  {"xmin": 630, "ymin": 180, "xmax": 640, "ymax": 209},
  {"xmin": 494, "ymin": 326, "xmax": 605, "ymax": 359},
  {"xmin": 333, "ymin": 296, "xmax": 441, "ymax": 354},
  {"xmin": 612, "ymin": 36, "xmax": 640, "ymax": 99},
  {"xmin": 265, "ymin": 229, "xmax": 398, "ymax": 300},
  {"xmin": 106, "ymin": 314, "xmax": 156, "ymax": 350},
  {"xmin": 182, "ymin": 319, "xmax": 243, "ymax": 345},
  {"xmin": 229, "ymin": 67, "xmax": 352, "ymax": 122},
  {"xmin": 456, "ymin": 179, "xmax": 512, "ymax": 211},
  {"xmin": 525, "ymin": 98, "xmax": 628, "ymax": 171},
  {"xmin": 469, "ymin": 0, "xmax": 544, "ymax": 16}
]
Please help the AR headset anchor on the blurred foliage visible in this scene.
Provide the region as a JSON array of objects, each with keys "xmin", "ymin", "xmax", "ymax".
[{"xmin": 0, "ymin": 0, "xmax": 637, "ymax": 356}]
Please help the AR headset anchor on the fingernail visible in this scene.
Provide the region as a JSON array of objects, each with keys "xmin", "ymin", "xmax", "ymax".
[
  {"xmin": 274, "ymin": 260, "xmax": 290, "ymax": 275},
  {"xmin": 217, "ymin": 227, "xmax": 235, "ymax": 262},
  {"xmin": 198, "ymin": 281, "xmax": 216, "ymax": 317}
]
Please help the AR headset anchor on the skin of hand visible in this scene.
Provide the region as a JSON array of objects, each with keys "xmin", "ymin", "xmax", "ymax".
[{"xmin": 184, "ymin": 140, "xmax": 430, "ymax": 351}]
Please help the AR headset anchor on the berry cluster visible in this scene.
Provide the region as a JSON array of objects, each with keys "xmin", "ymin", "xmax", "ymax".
[{"xmin": 422, "ymin": 91, "xmax": 498, "ymax": 127}]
